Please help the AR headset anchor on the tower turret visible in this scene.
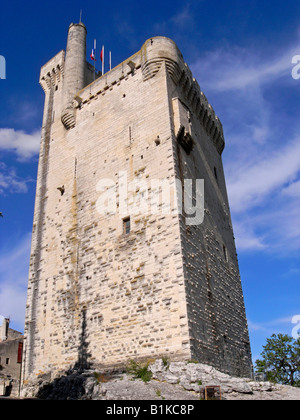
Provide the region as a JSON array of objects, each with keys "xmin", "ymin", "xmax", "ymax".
[{"xmin": 61, "ymin": 22, "xmax": 87, "ymax": 129}]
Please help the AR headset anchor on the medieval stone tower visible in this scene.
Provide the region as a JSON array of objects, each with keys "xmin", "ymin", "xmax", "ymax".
[{"xmin": 22, "ymin": 22, "xmax": 252, "ymax": 387}]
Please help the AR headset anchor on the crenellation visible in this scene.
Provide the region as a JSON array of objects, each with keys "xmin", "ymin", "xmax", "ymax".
[{"xmin": 39, "ymin": 51, "xmax": 65, "ymax": 93}]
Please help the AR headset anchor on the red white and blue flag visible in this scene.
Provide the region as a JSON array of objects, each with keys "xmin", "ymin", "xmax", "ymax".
[
  {"xmin": 90, "ymin": 48, "xmax": 96, "ymax": 61},
  {"xmin": 91, "ymin": 39, "xmax": 97, "ymax": 61}
]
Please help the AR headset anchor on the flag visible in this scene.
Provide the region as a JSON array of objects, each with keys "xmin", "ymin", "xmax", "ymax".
[
  {"xmin": 90, "ymin": 48, "xmax": 96, "ymax": 61},
  {"xmin": 101, "ymin": 46, "xmax": 104, "ymax": 76},
  {"xmin": 91, "ymin": 39, "xmax": 97, "ymax": 61}
]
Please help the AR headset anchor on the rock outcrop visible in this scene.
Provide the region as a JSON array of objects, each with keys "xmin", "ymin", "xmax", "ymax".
[{"xmin": 22, "ymin": 359, "xmax": 300, "ymax": 400}]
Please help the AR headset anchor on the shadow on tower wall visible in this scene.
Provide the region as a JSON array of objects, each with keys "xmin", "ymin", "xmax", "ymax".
[
  {"xmin": 73, "ymin": 309, "xmax": 92, "ymax": 372},
  {"xmin": 36, "ymin": 309, "xmax": 92, "ymax": 400}
]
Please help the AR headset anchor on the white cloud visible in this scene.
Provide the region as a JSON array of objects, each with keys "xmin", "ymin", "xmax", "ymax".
[
  {"xmin": 192, "ymin": 44, "xmax": 297, "ymax": 92},
  {"xmin": 0, "ymin": 128, "xmax": 40, "ymax": 161},
  {"xmin": 170, "ymin": 4, "xmax": 194, "ymax": 28},
  {"xmin": 227, "ymin": 136, "xmax": 300, "ymax": 213},
  {"xmin": 0, "ymin": 233, "xmax": 31, "ymax": 331},
  {"xmin": 259, "ymin": 197, "xmax": 300, "ymax": 252},
  {"xmin": 282, "ymin": 180, "xmax": 300, "ymax": 198},
  {"xmin": 153, "ymin": 3, "xmax": 194, "ymax": 35},
  {"xmin": 233, "ymin": 220, "xmax": 266, "ymax": 251},
  {"xmin": 247, "ymin": 320, "xmax": 267, "ymax": 332},
  {"xmin": 0, "ymin": 162, "xmax": 31, "ymax": 195},
  {"xmin": 248, "ymin": 316, "xmax": 295, "ymax": 334},
  {"xmin": 190, "ymin": 38, "xmax": 300, "ymax": 253}
]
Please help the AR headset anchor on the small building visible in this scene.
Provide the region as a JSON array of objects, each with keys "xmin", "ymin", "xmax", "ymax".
[{"xmin": 0, "ymin": 317, "xmax": 23, "ymax": 397}]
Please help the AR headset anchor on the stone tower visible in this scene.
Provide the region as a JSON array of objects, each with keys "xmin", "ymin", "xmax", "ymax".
[{"xmin": 22, "ymin": 22, "xmax": 252, "ymax": 388}]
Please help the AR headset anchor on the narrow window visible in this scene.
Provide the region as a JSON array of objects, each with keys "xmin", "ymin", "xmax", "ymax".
[
  {"xmin": 123, "ymin": 217, "xmax": 131, "ymax": 235},
  {"xmin": 214, "ymin": 166, "xmax": 218, "ymax": 184},
  {"xmin": 6, "ymin": 358, "xmax": 10, "ymax": 365},
  {"xmin": 17, "ymin": 342, "xmax": 23, "ymax": 364},
  {"xmin": 223, "ymin": 244, "xmax": 228, "ymax": 262}
]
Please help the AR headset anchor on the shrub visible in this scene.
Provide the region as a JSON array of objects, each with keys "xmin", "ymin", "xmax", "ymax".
[{"xmin": 126, "ymin": 360, "xmax": 153, "ymax": 383}]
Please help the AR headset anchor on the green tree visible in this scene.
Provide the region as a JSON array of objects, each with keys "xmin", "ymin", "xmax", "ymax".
[{"xmin": 255, "ymin": 334, "xmax": 300, "ymax": 387}]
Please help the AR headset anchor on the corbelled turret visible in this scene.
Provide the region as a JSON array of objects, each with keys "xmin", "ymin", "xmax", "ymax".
[{"xmin": 61, "ymin": 22, "xmax": 87, "ymax": 129}]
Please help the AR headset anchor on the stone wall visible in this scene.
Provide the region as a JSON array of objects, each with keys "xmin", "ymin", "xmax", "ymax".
[
  {"xmin": 0, "ymin": 338, "xmax": 22, "ymax": 377},
  {"xmin": 172, "ymin": 96, "xmax": 251, "ymax": 376},
  {"xmin": 0, "ymin": 327, "xmax": 23, "ymax": 397},
  {"xmin": 22, "ymin": 29, "xmax": 252, "ymax": 389}
]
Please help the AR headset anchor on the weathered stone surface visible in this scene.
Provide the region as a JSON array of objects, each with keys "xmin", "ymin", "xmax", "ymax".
[
  {"xmin": 22, "ymin": 360, "xmax": 300, "ymax": 400},
  {"xmin": 22, "ymin": 21, "xmax": 252, "ymax": 392}
]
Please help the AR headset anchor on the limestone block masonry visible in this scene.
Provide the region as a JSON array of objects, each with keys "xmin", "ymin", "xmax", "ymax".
[{"xmin": 22, "ymin": 22, "xmax": 252, "ymax": 391}]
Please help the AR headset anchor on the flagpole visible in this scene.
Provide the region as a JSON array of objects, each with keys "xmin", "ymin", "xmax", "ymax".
[
  {"xmin": 102, "ymin": 46, "xmax": 104, "ymax": 76},
  {"xmin": 109, "ymin": 51, "xmax": 111, "ymax": 71},
  {"xmin": 94, "ymin": 39, "xmax": 96, "ymax": 81}
]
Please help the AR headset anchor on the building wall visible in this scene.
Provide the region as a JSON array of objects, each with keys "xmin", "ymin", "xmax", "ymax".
[
  {"xmin": 168, "ymin": 78, "xmax": 252, "ymax": 377},
  {"xmin": 0, "ymin": 328, "xmax": 23, "ymax": 396},
  {"xmin": 23, "ymin": 29, "xmax": 252, "ymax": 386},
  {"xmin": 0, "ymin": 338, "xmax": 22, "ymax": 379},
  {"xmin": 23, "ymin": 36, "xmax": 193, "ymax": 384}
]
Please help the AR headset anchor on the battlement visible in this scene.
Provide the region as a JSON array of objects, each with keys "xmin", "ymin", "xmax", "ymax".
[
  {"xmin": 38, "ymin": 35, "xmax": 224, "ymax": 153},
  {"xmin": 76, "ymin": 36, "xmax": 225, "ymax": 154},
  {"xmin": 39, "ymin": 50, "xmax": 65, "ymax": 92}
]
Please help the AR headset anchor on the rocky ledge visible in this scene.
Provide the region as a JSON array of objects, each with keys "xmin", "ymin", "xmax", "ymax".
[{"xmin": 24, "ymin": 359, "xmax": 300, "ymax": 400}]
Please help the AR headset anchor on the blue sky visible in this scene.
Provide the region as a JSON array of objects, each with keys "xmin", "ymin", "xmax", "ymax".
[{"xmin": 0, "ymin": 0, "xmax": 300, "ymax": 364}]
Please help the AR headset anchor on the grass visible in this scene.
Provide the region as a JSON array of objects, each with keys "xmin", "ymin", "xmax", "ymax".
[
  {"xmin": 162, "ymin": 357, "xmax": 170, "ymax": 369},
  {"xmin": 126, "ymin": 360, "xmax": 153, "ymax": 383}
]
